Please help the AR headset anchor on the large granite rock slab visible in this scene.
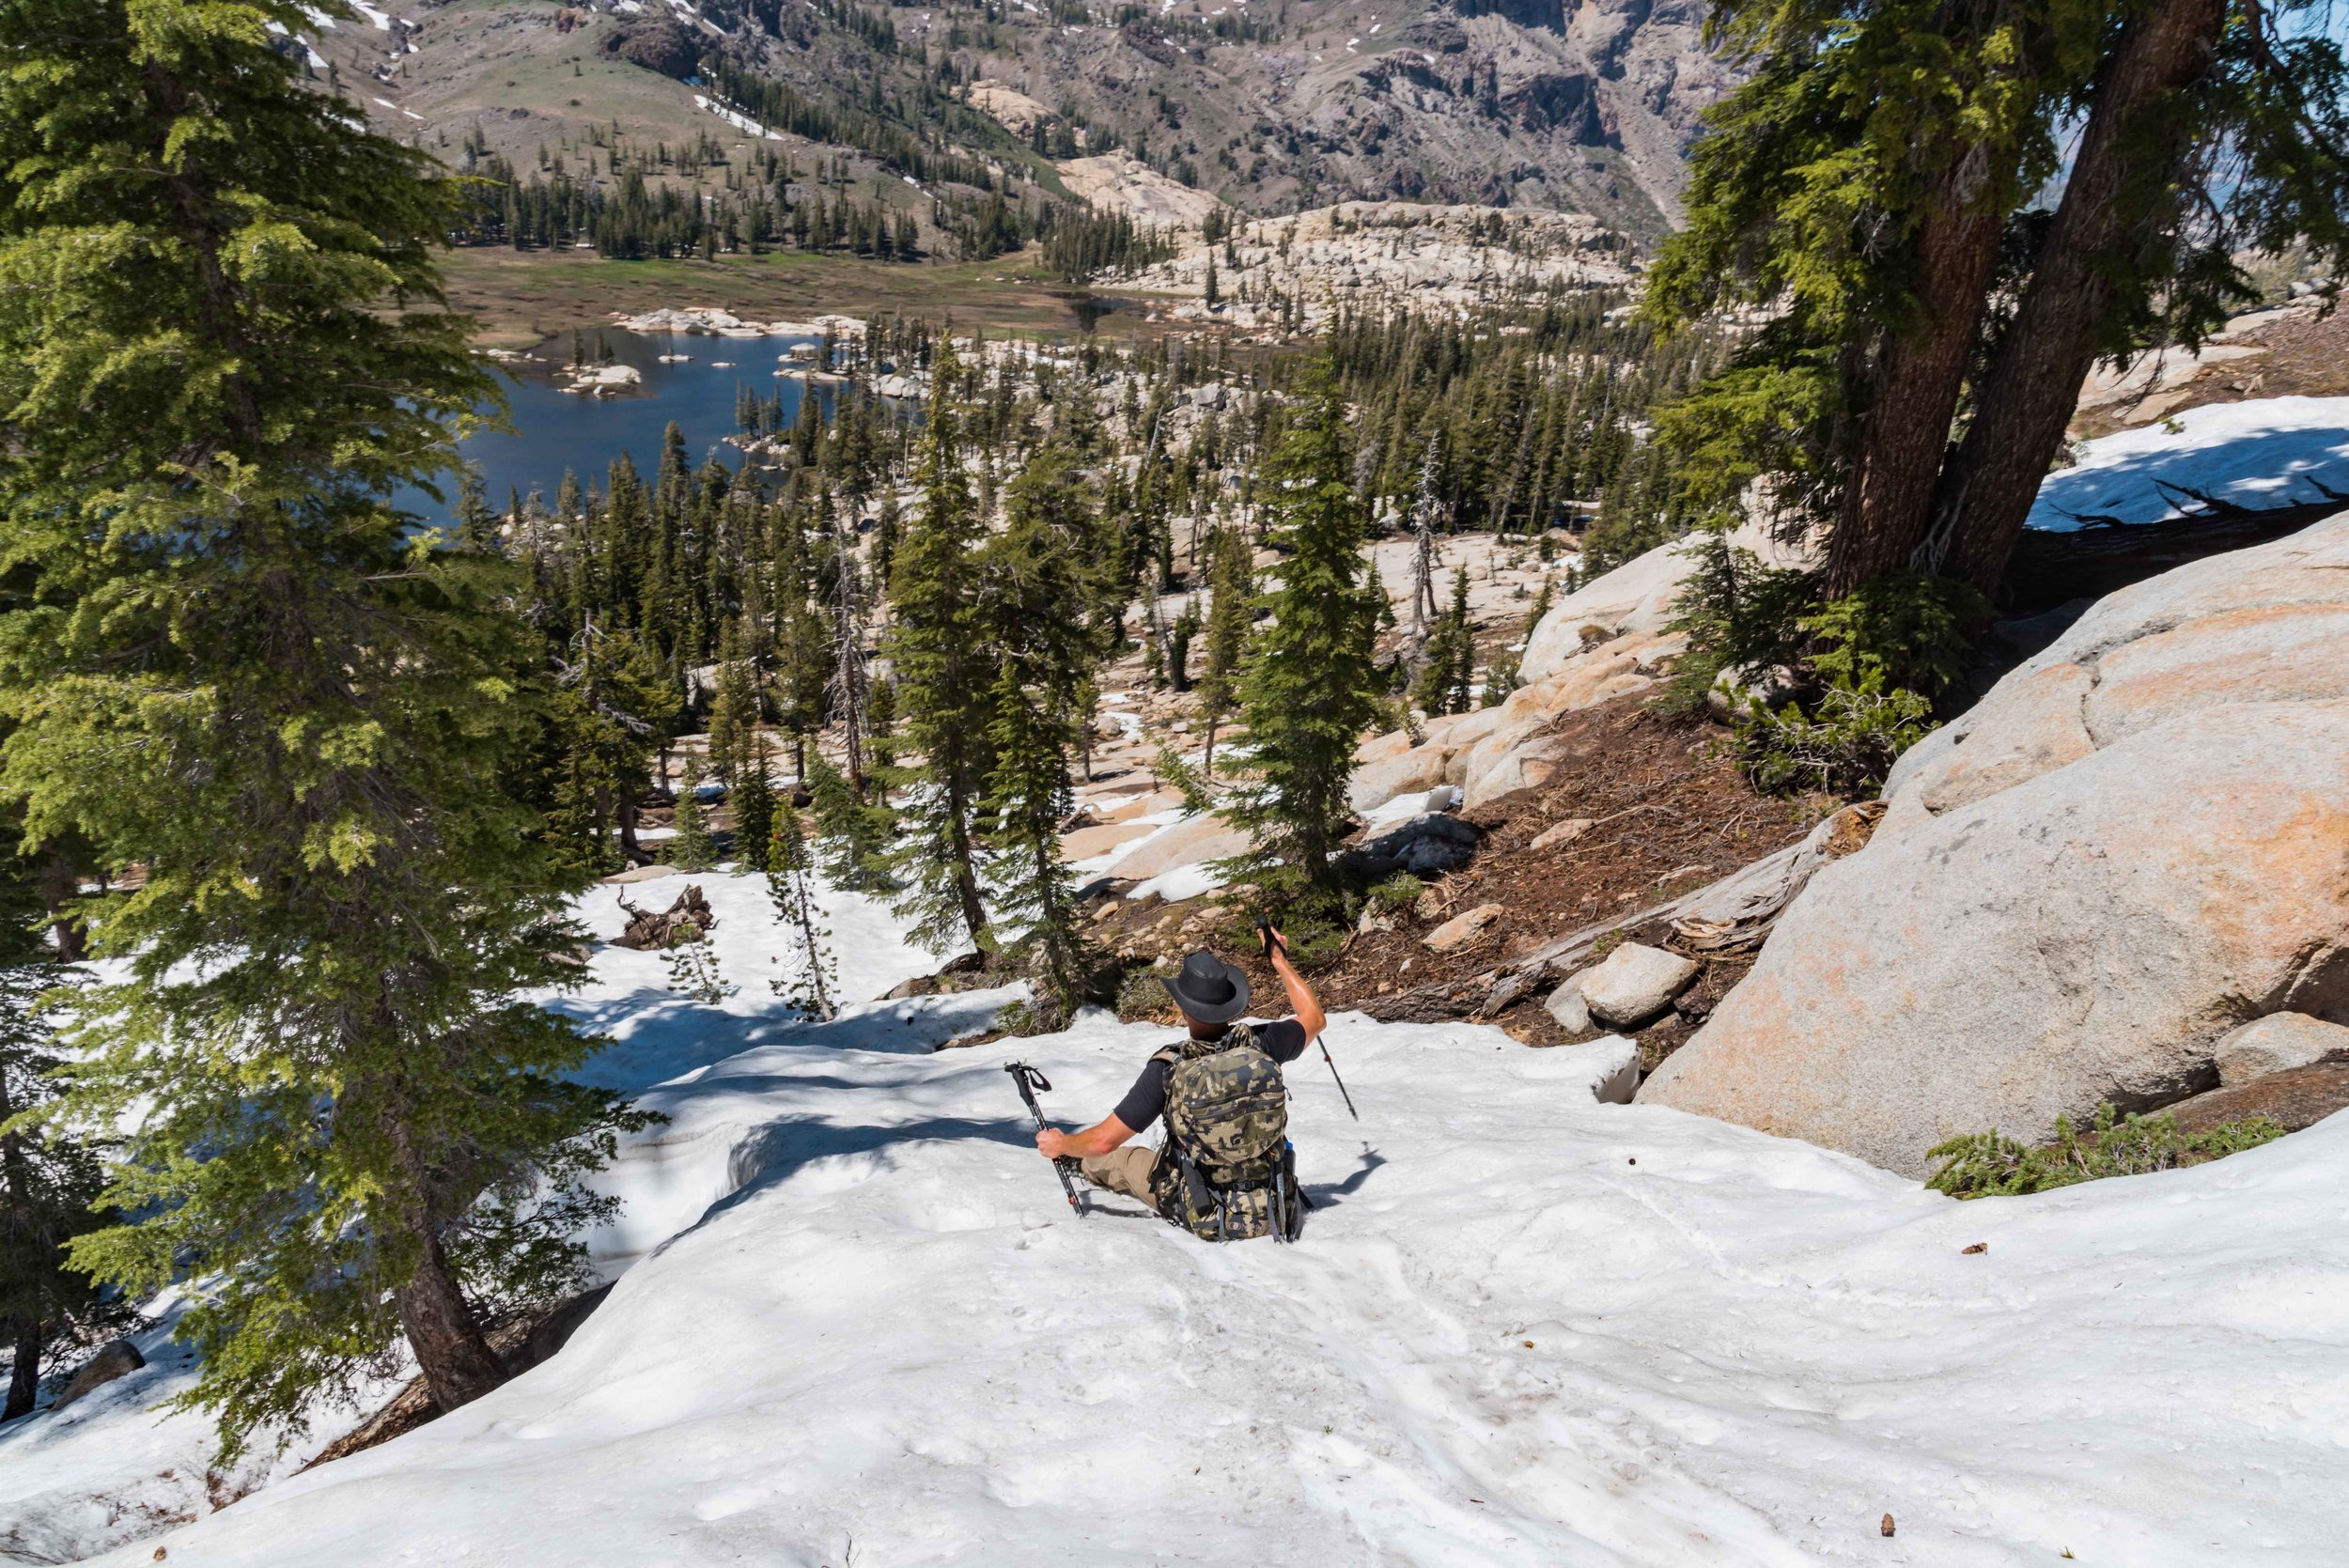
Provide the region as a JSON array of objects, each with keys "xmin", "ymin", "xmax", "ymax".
[{"xmin": 1642, "ymin": 513, "xmax": 2349, "ymax": 1177}]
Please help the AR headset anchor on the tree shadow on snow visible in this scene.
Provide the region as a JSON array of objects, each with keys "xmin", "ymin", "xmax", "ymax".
[
  {"xmin": 553, "ymin": 987, "xmax": 1015, "ymax": 1096},
  {"xmin": 1303, "ymin": 1145, "xmax": 1387, "ymax": 1210},
  {"xmin": 648, "ymin": 1112, "xmax": 1041, "ymax": 1259},
  {"xmin": 2030, "ymin": 420, "xmax": 2349, "ymax": 530}
]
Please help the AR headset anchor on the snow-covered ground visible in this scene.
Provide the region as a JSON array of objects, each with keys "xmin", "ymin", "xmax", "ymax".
[
  {"xmin": 11, "ymin": 868, "xmax": 2349, "ymax": 1565},
  {"xmin": 2030, "ymin": 395, "xmax": 2349, "ymax": 530}
]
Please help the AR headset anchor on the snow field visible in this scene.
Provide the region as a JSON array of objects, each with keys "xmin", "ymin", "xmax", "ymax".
[
  {"xmin": 13, "ymin": 866, "xmax": 2349, "ymax": 1566},
  {"xmin": 70, "ymin": 974, "xmax": 2349, "ymax": 1565},
  {"xmin": 2030, "ymin": 395, "xmax": 2349, "ymax": 530}
]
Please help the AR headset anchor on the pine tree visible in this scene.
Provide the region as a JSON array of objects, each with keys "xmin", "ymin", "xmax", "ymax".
[
  {"xmin": 968, "ymin": 437, "xmax": 1109, "ymax": 1028},
  {"xmin": 667, "ymin": 764, "xmax": 719, "ymax": 871},
  {"xmin": 0, "ymin": 0, "xmax": 647, "ymax": 1453},
  {"xmin": 883, "ymin": 341, "xmax": 995, "ymax": 955},
  {"xmin": 548, "ymin": 620, "xmax": 677, "ymax": 875},
  {"xmin": 807, "ymin": 753, "xmax": 895, "ymax": 893},
  {"xmin": 1195, "ymin": 524, "xmax": 1253, "ymax": 780},
  {"xmin": 662, "ymin": 909, "xmax": 735, "ymax": 1003},
  {"xmin": 1226, "ymin": 362, "xmax": 1385, "ymax": 911},
  {"xmin": 1413, "ymin": 569, "xmax": 1476, "ymax": 716},
  {"xmin": 765, "ymin": 800, "xmax": 837, "ymax": 1019},
  {"xmin": 730, "ymin": 738, "xmax": 777, "ymax": 874},
  {"xmin": 982, "ymin": 660, "xmax": 1093, "ymax": 1032},
  {"xmin": 0, "ymin": 838, "xmax": 118, "ymax": 1422},
  {"xmin": 455, "ymin": 460, "xmax": 499, "ymax": 553},
  {"xmin": 1931, "ymin": 0, "xmax": 2349, "ymax": 594},
  {"xmin": 1648, "ymin": 0, "xmax": 2349, "ymax": 601},
  {"xmin": 706, "ymin": 626, "xmax": 763, "ymax": 800}
]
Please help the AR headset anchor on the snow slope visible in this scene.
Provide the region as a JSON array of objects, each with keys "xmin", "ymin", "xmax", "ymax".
[
  {"xmin": 2029, "ymin": 395, "xmax": 2349, "ymax": 530},
  {"xmin": 0, "ymin": 867, "xmax": 957, "ymax": 1561},
  {"xmin": 53, "ymin": 985, "xmax": 2349, "ymax": 1561},
  {"xmin": 14, "ymin": 868, "xmax": 2349, "ymax": 1564}
]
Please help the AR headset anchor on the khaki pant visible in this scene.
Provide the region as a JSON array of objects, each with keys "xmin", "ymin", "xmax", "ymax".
[{"xmin": 1079, "ymin": 1144, "xmax": 1161, "ymax": 1214}]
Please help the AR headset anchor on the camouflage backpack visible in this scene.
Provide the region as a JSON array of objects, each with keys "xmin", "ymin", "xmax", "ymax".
[{"xmin": 1147, "ymin": 1023, "xmax": 1304, "ymax": 1242}]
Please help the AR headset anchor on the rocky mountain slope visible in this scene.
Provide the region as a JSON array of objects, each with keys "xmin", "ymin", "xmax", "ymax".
[{"xmin": 317, "ymin": 0, "xmax": 1732, "ymax": 241}]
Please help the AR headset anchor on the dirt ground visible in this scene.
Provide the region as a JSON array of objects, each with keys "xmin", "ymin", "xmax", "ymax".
[
  {"xmin": 2072, "ymin": 303, "xmax": 2349, "ymax": 440},
  {"xmin": 1098, "ymin": 694, "xmax": 1836, "ymax": 1066},
  {"xmin": 437, "ymin": 245, "xmax": 1161, "ymax": 349}
]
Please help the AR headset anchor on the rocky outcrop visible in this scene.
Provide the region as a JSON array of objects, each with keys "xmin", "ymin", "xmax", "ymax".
[
  {"xmin": 1642, "ymin": 513, "xmax": 2349, "ymax": 1177},
  {"xmin": 602, "ymin": 18, "xmax": 698, "ymax": 78},
  {"xmin": 51, "ymin": 1340, "xmax": 144, "ymax": 1413},
  {"xmin": 1116, "ymin": 203, "xmax": 1632, "ymax": 326},
  {"xmin": 1343, "ymin": 524, "xmax": 1811, "ymax": 818},
  {"xmin": 1105, "ymin": 812, "xmax": 1251, "ymax": 883},
  {"xmin": 2215, "ymin": 1014, "xmax": 2349, "ymax": 1087},
  {"xmin": 1424, "ymin": 902, "xmax": 1508, "ymax": 954},
  {"xmin": 1353, "ymin": 812, "xmax": 1481, "ymax": 878},
  {"xmin": 1347, "ymin": 742, "xmax": 1455, "ymax": 815}
]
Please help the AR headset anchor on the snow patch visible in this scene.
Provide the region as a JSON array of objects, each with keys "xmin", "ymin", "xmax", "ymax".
[
  {"xmin": 692, "ymin": 94, "xmax": 784, "ymax": 141},
  {"xmin": 2030, "ymin": 395, "xmax": 2349, "ymax": 530}
]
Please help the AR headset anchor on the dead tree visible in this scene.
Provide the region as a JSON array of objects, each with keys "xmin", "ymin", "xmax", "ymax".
[
  {"xmin": 614, "ymin": 884, "xmax": 717, "ymax": 951},
  {"xmin": 827, "ymin": 502, "xmax": 871, "ymax": 788}
]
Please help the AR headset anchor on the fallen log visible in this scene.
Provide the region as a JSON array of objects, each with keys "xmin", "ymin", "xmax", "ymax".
[{"xmin": 614, "ymin": 884, "xmax": 716, "ymax": 950}]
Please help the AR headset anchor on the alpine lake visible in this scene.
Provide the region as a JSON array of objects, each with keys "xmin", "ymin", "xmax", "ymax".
[{"xmin": 402, "ymin": 326, "xmax": 837, "ymax": 522}]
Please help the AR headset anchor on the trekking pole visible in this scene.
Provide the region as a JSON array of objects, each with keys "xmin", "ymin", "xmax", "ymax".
[
  {"xmin": 1004, "ymin": 1061, "xmax": 1086, "ymax": 1217},
  {"xmin": 1259, "ymin": 918, "xmax": 1359, "ymax": 1123}
]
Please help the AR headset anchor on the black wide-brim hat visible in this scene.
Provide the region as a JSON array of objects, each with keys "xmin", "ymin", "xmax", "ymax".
[{"xmin": 1160, "ymin": 950, "xmax": 1250, "ymax": 1024}]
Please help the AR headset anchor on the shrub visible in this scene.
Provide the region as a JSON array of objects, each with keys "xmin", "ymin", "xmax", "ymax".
[
  {"xmin": 1271, "ymin": 916, "xmax": 1347, "ymax": 970},
  {"xmin": 663, "ymin": 782, "xmax": 719, "ymax": 872},
  {"xmin": 1114, "ymin": 965, "xmax": 1174, "ymax": 1021},
  {"xmin": 1658, "ymin": 530, "xmax": 1818, "ymax": 715},
  {"xmin": 1927, "ymin": 1104, "xmax": 2287, "ymax": 1199},
  {"xmin": 1735, "ymin": 678, "xmax": 1936, "ymax": 796},
  {"xmin": 1365, "ymin": 873, "xmax": 1424, "ymax": 912},
  {"xmin": 993, "ymin": 999, "xmax": 1057, "ymax": 1038},
  {"xmin": 1798, "ymin": 570, "xmax": 1987, "ymax": 701}
]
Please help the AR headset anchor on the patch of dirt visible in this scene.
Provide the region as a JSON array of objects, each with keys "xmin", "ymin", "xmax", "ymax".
[
  {"xmin": 1093, "ymin": 695, "xmax": 1835, "ymax": 1063},
  {"xmin": 2072, "ymin": 303, "xmax": 2349, "ymax": 440}
]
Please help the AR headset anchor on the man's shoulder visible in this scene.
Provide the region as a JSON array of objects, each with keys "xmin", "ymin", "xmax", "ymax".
[{"xmin": 1249, "ymin": 1017, "xmax": 1309, "ymax": 1060}]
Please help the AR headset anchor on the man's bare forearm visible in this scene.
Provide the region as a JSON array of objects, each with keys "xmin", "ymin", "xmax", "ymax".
[
  {"xmin": 1270, "ymin": 945, "xmax": 1326, "ymax": 1041},
  {"xmin": 1036, "ymin": 1113, "xmax": 1136, "ymax": 1161}
]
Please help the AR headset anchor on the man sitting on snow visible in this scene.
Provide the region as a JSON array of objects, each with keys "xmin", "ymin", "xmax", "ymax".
[{"xmin": 1034, "ymin": 930, "xmax": 1326, "ymax": 1241}]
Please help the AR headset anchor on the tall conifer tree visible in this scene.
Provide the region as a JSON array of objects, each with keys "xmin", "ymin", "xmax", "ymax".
[
  {"xmin": 0, "ymin": 0, "xmax": 646, "ymax": 1452},
  {"xmin": 1227, "ymin": 362, "xmax": 1384, "ymax": 910},
  {"xmin": 883, "ymin": 341, "xmax": 993, "ymax": 954},
  {"xmin": 972, "ymin": 437, "xmax": 1109, "ymax": 1026},
  {"xmin": 1196, "ymin": 526, "xmax": 1252, "ymax": 780}
]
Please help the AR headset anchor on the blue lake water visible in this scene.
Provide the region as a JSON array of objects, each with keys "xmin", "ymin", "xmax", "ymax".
[{"xmin": 401, "ymin": 327, "xmax": 829, "ymax": 521}]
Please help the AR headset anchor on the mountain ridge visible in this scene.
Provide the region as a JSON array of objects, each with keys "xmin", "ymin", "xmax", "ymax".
[{"xmin": 316, "ymin": 0, "xmax": 1732, "ymax": 243}]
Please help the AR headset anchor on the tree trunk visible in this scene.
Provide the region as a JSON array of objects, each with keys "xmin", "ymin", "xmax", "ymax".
[
  {"xmin": 5, "ymin": 1313, "xmax": 39, "ymax": 1421},
  {"xmin": 393, "ymin": 1230, "xmax": 507, "ymax": 1414},
  {"xmin": 385, "ymin": 1125, "xmax": 506, "ymax": 1414},
  {"xmin": 1826, "ymin": 196, "xmax": 2009, "ymax": 596},
  {"xmin": 945, "ymin": 783, "xmax": 989, "ymax": 950},
  {"xmin": 36, "ymin": 849, "xmax": 87, "ymax": 963},
  {"xmin": 1930, "ymin": 0, "xmax": 2228, "ymax": 597},
  {"xmin": 616, "ymin": 790, "xmax": 645, "ymax": 864}
]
